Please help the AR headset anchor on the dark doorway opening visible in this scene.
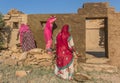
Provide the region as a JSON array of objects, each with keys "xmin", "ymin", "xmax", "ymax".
[
  {"xmin": 85, "ymin": 18, "xmax": 108, "ymax": 58},
  {"xmin": 13, "ymin": 22, "xmax": 19, "ymax": 29}
]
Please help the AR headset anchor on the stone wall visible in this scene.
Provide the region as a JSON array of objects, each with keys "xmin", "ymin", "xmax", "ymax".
[
  {"xmin": 86, "ymin": 18, "xmax": 105, "ymax": 51},
  {"xmin": 28, "ymin": 14, "xmax": 86, "ymax": 62},
  {"xmin": 27, "ymin": 2, "xmax": 111, "ymax": 63},
  {"xmin": 77, "ymin": 2, "xmax": 108, "ymax": 58},
  {"xmin": 3, "ymin": 9, "xmax": 27, "ymax": 47},
  {"xmin": 3, "ymin": 2, "xmax": 120, "ymax": 66},
  {"xmin": 78, "ymin": 2, "xmax": 108, "ymax": 17},
  {"xmin": 108, "ymin": 9, "xmax": 120, "ymax": 66}
]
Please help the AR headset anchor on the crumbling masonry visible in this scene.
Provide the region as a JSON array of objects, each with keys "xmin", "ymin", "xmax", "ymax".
[{"xmin": 3, "ymin": 2, "xmax": 120, "ymax": 66}]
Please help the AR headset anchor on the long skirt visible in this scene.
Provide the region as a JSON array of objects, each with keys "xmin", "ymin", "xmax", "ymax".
[
  {"xmin": 22, "ymin": 31, "xmax": 36, "ymax": 52},
  {"xmin": 54, "ymin": 61, "xmax": 74, "ymax": 80},
  {"xmin": 46, "ymin": 39, "xmax": 52, "ymax": 51}
]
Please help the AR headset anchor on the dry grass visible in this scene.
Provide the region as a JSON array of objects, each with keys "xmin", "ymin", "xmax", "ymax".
[
  {"xmin": 0, "ymin": 63, "xmax": 120, "ymax": 83},
  {"xmin": 0, "ymin": 64, "xmax": 76, "ymax": 83}
]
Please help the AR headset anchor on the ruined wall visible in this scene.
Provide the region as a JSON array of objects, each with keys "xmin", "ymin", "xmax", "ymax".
[
  {"xmin": 3, "ymin": 9, "xmax": 27, "ymax": 47},
  {"xmin": 4, "ymin": 14, "xmax": 27, "ymax": 47},
  {"xmin": 78, "ymin": 2, "xmax": 108, "ymax": 17},
  {"xmin": 4, "ymin": 2, "xmax": 120, "ymax": 66},
  {"xmin": 28, "ymin": 14, "xmax": 86, "ymax": 61},
  {"xmin": 78, "ymin": 2, "xmax": 108, "ymax": 58},
  {"xmin": 27, "ymin": 2, "xmax": 109, "ymax": 62},
  {"xmin": 4, "ymin": 9, "xmax": 27, "ymax": 28},
  {"xmin": 108, "ymin": 8, "xmax": 120, "ymax": 66},
  {"xmin": 77, "ymin": 2, "xmax": 120, "ymax": 66}
]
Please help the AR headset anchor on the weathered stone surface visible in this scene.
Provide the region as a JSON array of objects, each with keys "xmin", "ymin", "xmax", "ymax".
[
  {"xmin": 86, "ymin": 58, "xmax": 110, "ymax": 64},
  {"xmin": 80, "ymin": 63, "xmax": 118, "ymax": 73},
  {"xmin": 10, "ymin": 45, "xmax": 20, "ymax": 53},
  {"xmin": 15, "ymin": 70, "xmax": 27, "ymax": 77},
  {"xmin": 3, "ymin": 2, "xmax": 120, "ymax": 67},
  {"xmin": 74, "ymin": 73, "xmax": 91, "ymax": 82},
  {"xmin": 7, "ymin": 9, "xmax": 24, "ymax": 15},
  {"xmin": 3, "ymin": 58, "xmax": 17, "ymax": 66},
  {"xmin": 0, "ymin": 45, "xmax": 56, "ymax": 69}
]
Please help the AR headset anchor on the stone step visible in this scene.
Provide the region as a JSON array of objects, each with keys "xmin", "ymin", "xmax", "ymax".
[
  {"xmin": 79, "ymin": 63, "xmax": 118, "ymax": 73},
  {"xmin": 86, "ymin": 58, "xmax": 110, "ymax": 64}
]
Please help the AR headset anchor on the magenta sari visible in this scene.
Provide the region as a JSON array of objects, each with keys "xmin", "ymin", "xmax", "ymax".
[
  {"xmin": 19, "ymin": 24, "xmax": 36, "ymax": 52},
  {"xmin": 44, "ymin": 17, "xmax": 56, "ymax": 52},
  {"xmin": 19, "ymin": 24, "xmax": 29, "ymax": 46}
]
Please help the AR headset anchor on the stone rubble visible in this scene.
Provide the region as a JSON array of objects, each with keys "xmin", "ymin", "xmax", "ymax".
[
  {"xmin": 0, "ymin": 45, "xmax": 119, "ymax": 82},
  {"xmin": 0, "ymin": 45, "xmax": 78, "ymax": 70}
]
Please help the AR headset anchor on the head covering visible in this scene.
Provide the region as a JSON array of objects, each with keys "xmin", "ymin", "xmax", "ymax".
[
  {"xmin": 19, "ymin": 24, "xmax": 30, "ymax": 45},
  {"xmin": 56, "ymin": 24, "xmax": 70, "ymax": 53},
  {"xmin": 60, "ymin": 24, "xmax": 70, "ymax": 40},
  {"xmin": 46, "ymin": 16, "xmax": 56, "ymax": 24},
  {"xmin": 19, "ymin": 24, "xmax": 29, "ymax": 33},
  {"xmin": 44, "ymin": 16, "xmax": 56, "ymax": 43}
]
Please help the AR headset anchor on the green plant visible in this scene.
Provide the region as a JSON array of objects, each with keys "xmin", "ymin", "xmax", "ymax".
[
  {"xmin": 0, "ymin": 13, "xmax": 5, "ymax": 28},
  {"xmin": 0, "ymin": 12, "xmax": 5, "ymax": 49}
]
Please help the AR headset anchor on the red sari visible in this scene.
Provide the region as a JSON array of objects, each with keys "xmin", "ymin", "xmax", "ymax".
[{"xmin": 55, "ymin": 24, "xmax": 74, "ymax": 80}]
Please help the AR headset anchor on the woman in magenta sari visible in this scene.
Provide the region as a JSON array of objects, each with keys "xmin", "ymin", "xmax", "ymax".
[
  {"xmin": 44, "ymin": 16, "xmax": 56, "ymax": 54},
  {"xmin": 17, "ymin": 23, "xmax": 36, "ymax": 52},
  {"xmin": 55, "ymin": 24, "xmax": 75, "ymax": 80}
]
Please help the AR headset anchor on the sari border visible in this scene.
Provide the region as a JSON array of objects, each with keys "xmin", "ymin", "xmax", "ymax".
[{"xmin": 57, "ymin": 56, "xmax": 74, "ymax": 70}]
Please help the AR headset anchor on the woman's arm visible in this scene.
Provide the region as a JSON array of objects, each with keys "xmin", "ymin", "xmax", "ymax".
[{"xmin": 68, "ymin": 36, "xmax": 79, "ymax": 56}]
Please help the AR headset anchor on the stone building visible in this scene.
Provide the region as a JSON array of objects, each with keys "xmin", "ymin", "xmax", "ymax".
[
  {"xmin": 3, "ymin": 9, "xmax": 27, "ymax": 47},
  {"xmin": 3, "ymin": 2, "xmax": 120, "ymax": 66}
]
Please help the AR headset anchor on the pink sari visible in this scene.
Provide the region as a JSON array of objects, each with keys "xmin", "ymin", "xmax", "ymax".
[
  {"xmin": 19, "ymin": 24, "xmax": 29, "ymax": 46},
  {"xmin": 44, "ymin": 17, "xmax": 56, "ymax": 52},
  {"xmin": 19, "ymin": 24, "xmax": 36, "ymax": 52}
]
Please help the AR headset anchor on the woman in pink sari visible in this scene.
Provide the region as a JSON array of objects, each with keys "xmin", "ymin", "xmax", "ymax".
[
  {"xmin": 55, "ymin": 24, "xmax": 75, "ymax": 80},
  {"xmin": 44, "ymin": 16, "xmax": 56, "ymax": 54},
  {"xmin": 17, "ymin": 24, "xmax": 36, "ymax": 52}
]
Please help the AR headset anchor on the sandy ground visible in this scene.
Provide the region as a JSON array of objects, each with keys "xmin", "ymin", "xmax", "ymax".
[{"xmin": 0, "ymin": 62, "xmax": 120, "ymax": 83}]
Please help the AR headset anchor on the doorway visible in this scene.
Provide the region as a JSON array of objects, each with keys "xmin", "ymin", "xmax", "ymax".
[
  {"xmin": 86, "ymin": 18, "xmax": 108, "ymax": 59},
  {"xmin": 13, "ymin": 22, "xmax": 19, "ymax": 29},
  {"xmin": 9, "ymin": 22, "xmax": 19, "ymax": 47}
]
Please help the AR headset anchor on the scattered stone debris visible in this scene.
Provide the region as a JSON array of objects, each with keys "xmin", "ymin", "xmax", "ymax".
[
  {"xmin": 74, "ymin": 73, "xmax": 91, "ymax": 82},
  {"xmin": 0, "ymin": 45, "xmax": 78, "ymax": 70},
  {"xmin": 0, "ymin": 45, "xmax": 120, "ymax": 83},
  {"xmin": 15, "ymin": 70, "xmax": 27, "ymax": 77},
  {"xmin": 0, "ymin": 45, "xmax": 55, "ymax": 69}
]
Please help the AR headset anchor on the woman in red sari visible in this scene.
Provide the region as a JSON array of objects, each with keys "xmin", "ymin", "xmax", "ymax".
[{"xmin": 55, "ymin": 24, "xmax": 75, "ymax": 80}]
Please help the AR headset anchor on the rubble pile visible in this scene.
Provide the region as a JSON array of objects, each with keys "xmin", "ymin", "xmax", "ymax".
[
  {"xmin": 0, "ymin": 45, "xmax": 78, "ymax": 70},
  {"xmin": 0, "ymin": 45, "xmax": 78, "ymax": 71},
  {"xmin": 0, "ymin": 45, "xmax": 54, "ymax": 69}
]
